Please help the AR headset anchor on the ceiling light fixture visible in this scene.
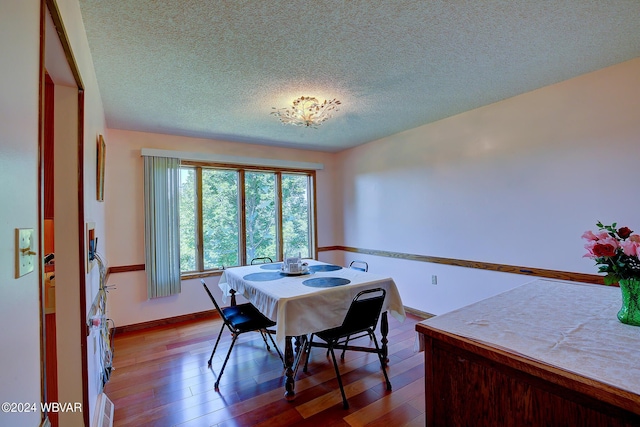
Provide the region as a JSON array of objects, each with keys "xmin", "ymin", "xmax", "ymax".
[{"xmin": 271, "ymin": 96, "xmax": 341, "ymax": 128}]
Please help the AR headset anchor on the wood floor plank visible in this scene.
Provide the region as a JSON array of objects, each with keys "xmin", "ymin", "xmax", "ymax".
[
  {"xmin": 343, "ymin": 378, "xmax": 424, "ymax": 427},
  {"xmin": 362, "ymin": 403, "xmax": 423, "ymax": 427},
  {"xmin": 104, "ymin": 313, "xmax": 426, "ymax": 426},
  {"xmin": 298, "ymin": 353, "xmax": 423, "ymax": 419},
  {"xmin": 403, "ymin": 412, "xmax": 427, "ymax": 427}
]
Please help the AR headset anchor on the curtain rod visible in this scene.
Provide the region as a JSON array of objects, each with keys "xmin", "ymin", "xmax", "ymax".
[{"xmin": 140, "ymin": 148, "xmax": 324, "ymax": 170}]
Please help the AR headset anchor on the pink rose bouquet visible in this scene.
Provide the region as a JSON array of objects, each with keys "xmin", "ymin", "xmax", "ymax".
[{"xmin": 582, "ymin": 222, "xmax": 640, "ymax": 285}]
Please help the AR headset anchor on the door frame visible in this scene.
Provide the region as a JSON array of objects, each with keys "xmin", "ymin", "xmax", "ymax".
[{"xmin": 39, "ymin": 0, "xmax": 88, "ymax": 425}]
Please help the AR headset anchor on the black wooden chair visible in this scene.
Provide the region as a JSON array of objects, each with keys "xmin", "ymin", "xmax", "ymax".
[
  {"xmin": 201, "ymin": 280, "xmax": 283, "ymax": 389},
  {"xmin": 251, "ymin": 256, "xmax": 273, "ymax": 264},
  {"xmin": 349, "ymin": 260, "xmax": 368, "ymax": 272},
  {"xmin": 338, "ymin": 260, "xmax": 369, "ymax": 359},
  {"xmin": 302, "ymin": 288, "xmax": 391, "ymax": 409}
]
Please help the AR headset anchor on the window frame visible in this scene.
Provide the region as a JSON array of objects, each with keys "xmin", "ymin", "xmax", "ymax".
[{"xmin": 180, "ymin": 160, "xmax": 317, "ymax": 277}]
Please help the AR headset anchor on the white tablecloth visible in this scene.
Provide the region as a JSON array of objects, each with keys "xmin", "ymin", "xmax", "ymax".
[
  {"xmin": 219, "ymin": 260, "xmax": 406, "ymax": 345},
  {"xmin": 419, "ymin": 279, "xmax": 640, "ymax": 395}
]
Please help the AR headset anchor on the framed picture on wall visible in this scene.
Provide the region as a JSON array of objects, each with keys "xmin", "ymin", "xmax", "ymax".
[{"xmin": 97, "ymin": 134, "xmax": 106, "ymax": 201}]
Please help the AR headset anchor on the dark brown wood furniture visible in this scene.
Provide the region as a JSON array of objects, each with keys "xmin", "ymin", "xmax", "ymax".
[{"xmin": 416, "ymin": 279, "xmax": 640, "ymax": 426}]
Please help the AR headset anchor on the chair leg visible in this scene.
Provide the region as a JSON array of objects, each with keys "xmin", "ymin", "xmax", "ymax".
[
  {"xmin": 264, "ymin": 330, "xmax": 285, "ymax": 367},
  {"xmin": 328, "ymin": 344, "xmax": 349, "ymax": 410},
  {"xmin": 258, "ymin": 329, "xmax": 271, "ymax": 351},
  {"xmin": 214, "ymin": 333, "xmax": 238, "ymax": 390},
  {"xmin": 340, "ymin": 331, "xmax": 375, "ymax": 360},
  {"xmin": 340, "ymin": 334, "xmax": 350, "ymax": 360},
  {"xmin": 208, "ymin": 323, "xmax": 226, "ymax": 367},
  {"xmin": 302, "ymin": 334, "xmax": 314, "ymax": 372}
]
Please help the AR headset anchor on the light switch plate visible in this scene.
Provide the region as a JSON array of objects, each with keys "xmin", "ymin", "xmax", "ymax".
[{"xmin": 16, "ymin": 228, "xmax": 36, "ymax": 278}]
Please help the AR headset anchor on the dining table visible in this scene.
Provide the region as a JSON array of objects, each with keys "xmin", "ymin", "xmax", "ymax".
[{"xmin": 218, "ymin": 259, "xmax": 406, "ymax": 399}]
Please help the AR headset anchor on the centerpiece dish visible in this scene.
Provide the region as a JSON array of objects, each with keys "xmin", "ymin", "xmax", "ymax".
[{"xmin": 281, "ymin": 262, "xmax": 310, "ymax": 276}]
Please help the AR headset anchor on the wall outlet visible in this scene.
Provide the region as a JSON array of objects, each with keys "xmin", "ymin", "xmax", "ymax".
[
  {"xmin": 15, "ymin": 228, "xmax": 36, "ymax": 278},
  {"xmin": 431, "ymin": 275, "xmax": 437, "ymax": 285}
]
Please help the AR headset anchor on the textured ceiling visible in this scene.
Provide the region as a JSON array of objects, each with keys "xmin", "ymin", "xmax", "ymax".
[{"xmin": 78, "ymin": 0, "xmax": 640, "ymax": 152}]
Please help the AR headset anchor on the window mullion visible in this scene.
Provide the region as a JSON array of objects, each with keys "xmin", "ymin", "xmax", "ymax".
[
  {"xmin": 196, "ymin": 167, "xmax": 204, "ymax": 271},
  {"xmin": 310, "ymin": 173, "xmax": 317, "ymax": 259},
  {"xmin": 239, "ymin": 170, "xmax": 247, "ymax": 266},
  {"xmin": 276, "ymin": 172, "xmax": 283, "ymax": 261}
]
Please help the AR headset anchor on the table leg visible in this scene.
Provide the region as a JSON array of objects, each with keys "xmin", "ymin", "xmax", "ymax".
[
  {"xmin": 381, "ymin": 312, "xmax": 389, "ymax": 366},
  {"xmin": 284, "ymin": 336, "xmax": 295, "ymax": 400},
  {"xmin": 229, "ymin": 289, "xmax": 237, "ymax": 306}
]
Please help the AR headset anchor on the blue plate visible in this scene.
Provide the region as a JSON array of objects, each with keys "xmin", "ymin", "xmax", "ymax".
[
  {"xmin": 243, "ymin": 272, "xmax": 282, "ymax": 281},
  {"xmin": 302, "ymin": 277, "xmax": 351, "ymax": 288},
  {"xmin": 308, "ymin": 264, "xmax": 343, "ymax": 273},
  {"xmin": 259, "ymin": 263, "xmax": 283, "ymax": 270}
]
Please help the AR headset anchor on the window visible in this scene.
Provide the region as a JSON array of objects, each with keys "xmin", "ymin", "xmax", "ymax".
[
  {"xmin": 179, "ymin": 163, "xmax": 315, "ymax": 273},
  {"xmin": 282, "ymin": 174, "xmax": 311, "ymax": 258},
  {"xmin": 244, "ymin": 171, "xmax": 276, "ymax": 262}
]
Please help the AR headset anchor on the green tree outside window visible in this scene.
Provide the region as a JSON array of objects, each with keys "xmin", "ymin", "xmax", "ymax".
[{"xmin": 179, "ymin": 166, "xmax": 314, "ymax": 273}]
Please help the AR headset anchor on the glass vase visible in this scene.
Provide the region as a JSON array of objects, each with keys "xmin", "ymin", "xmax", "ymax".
[{"xmin": 617, "ymin": 278, "xmax": 640, "ymax": 326}]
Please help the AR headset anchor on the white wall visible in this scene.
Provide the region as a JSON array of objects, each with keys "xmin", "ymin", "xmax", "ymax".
[
  {"xmin": 0, "ymin": 1, "xmax": 42, "ymax": 426},
  {"xmin": 104, "ymin": 129, "xmax": 339, "ymax": 326},
  {"xmin": 0, "ymin": 1, "xmax": 108, "ymax": 425},
  {"xmin": 336, "ymin": 58, "xmax": 640, "ymax": 315},
  {"xmin": 105, "ymin": 59, "xmax": 640, "ymax": 324}
]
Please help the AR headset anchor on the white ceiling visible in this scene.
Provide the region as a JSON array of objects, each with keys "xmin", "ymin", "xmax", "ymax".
[{"xmin": 78, "ymin": 0, "xmax": 640, "ymax": 153}]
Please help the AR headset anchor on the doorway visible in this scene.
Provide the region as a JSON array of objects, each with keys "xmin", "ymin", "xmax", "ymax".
[
  {"xmin": 40, "ymin": 1, "xmax": 88, "ymax": 426},
  {"xmin": 43, "ymin": 70, "xmax": 58, "ymax": 427}
]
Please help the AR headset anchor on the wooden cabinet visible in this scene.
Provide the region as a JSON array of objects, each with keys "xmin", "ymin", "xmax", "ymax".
[{"xmin": 416, "ymin": 280, "xmax": 640, "ymax": 426}]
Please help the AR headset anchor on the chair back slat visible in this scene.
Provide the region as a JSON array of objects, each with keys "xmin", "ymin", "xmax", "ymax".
[
  {"xmin": 251, "ymin": 257, "xmax": 273, "ymax": 264},
  {"xmin": 201, "ymin": 280, "xmax": 228, "ymax": 323},
  {"xmin": 349, "ymin": 260, "xmax": 368, "ymax": 272},
  {"xmin": 340, "ymin": 288, "xmax": 386, "ymax": 335}
]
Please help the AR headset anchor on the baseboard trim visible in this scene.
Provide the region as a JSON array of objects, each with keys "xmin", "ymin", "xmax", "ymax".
[
  {"xmin": 110, "ymin": 307, "xmax": 432, "ymax": 337},
  {"xmin": 404, "ymin": 306, "xmax": 435, "ymax": 320},
  {"xmin": 112, "ymin": 309, "xmax": 220, "ymax": 335}
]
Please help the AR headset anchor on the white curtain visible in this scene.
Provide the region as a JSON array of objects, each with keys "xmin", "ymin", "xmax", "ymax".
[{"xmin": 143, "ymin": 156, "xmax": 181, "ymax": 298}]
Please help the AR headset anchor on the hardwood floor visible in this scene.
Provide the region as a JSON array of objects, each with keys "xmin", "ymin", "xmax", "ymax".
[{"xmin": 104, "ymin": 312, "xmax": 426, "ymax": 426}]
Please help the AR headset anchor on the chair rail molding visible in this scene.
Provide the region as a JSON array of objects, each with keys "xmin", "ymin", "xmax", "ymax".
[{"xmin": 318, "ymin": 245, "xmax": 605, "ymax": 285}]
